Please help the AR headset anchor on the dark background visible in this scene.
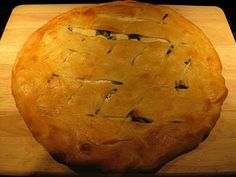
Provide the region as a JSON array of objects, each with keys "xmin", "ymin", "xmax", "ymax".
[{"xmin": 0, "ymin": 0, "xmax": 236, "ymax": 40}]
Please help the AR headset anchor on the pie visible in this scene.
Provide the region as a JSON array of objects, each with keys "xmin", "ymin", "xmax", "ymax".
[{"xmin": 12, "ymin": 1, "xmax": 228, "ymax": 172}]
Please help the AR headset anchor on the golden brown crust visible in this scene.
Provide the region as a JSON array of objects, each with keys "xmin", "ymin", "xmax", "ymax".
[{"xmin": 12, "ymin": 1, "xmax": 227, "ymax": 172}]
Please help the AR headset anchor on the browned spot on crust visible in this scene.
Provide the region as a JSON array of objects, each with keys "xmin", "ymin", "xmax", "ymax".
[
  {"xmin": 47, "ymin": 72, "xmax": 59, "ymax": 83},
  {"xmin": 80, "ymin": 143, "xmax": 92, "ymax": 154},
  {"xmin": 82, "ymin": 8, "xmax": 96, "ymax": 16}
]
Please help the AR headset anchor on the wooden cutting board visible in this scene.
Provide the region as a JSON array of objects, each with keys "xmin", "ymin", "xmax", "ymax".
[{"xmin": 0, "ymin": 4, "xmax": 236, "ymax": 176}]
